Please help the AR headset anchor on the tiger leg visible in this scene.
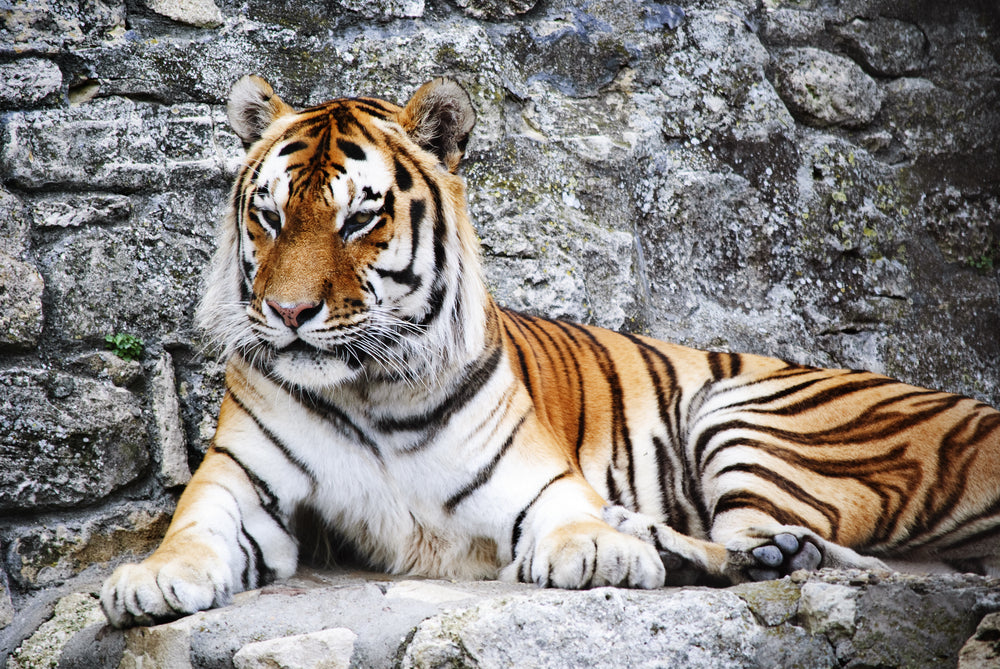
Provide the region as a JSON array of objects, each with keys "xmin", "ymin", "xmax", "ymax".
[
  {"xmin": 100, "ymin": 449, "xmax": 299, "ymax": 627},
  {"xmin": 603, "ymin": 506, "xmax": 887, "ymax": 583},
  {"xmin": 500, "ymin": 474, "xmax": 666, "ymax": 589},
  {"xmin": 710, "ymin": 507, "xmax": 889, "ymax": 582}
]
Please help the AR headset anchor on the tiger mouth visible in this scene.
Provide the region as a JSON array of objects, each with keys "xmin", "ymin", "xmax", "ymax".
[{"xmin": 272, "ymin": 336, "xmax": 373, "ymax": 369}]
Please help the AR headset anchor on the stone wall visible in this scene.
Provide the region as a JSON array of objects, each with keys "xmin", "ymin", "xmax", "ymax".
[{"xmin": 1, "ymin": 0, "xmax": 998, "ymax": 666}]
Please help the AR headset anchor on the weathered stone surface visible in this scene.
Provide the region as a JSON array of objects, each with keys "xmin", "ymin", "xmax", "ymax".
[
  {"xmin": 0, "ymin": 0, "xmax": 126, "ymax": 53},
  {"xmin": 4, "ymin": 501, "xmax": 171, "ymax": 589},
  {"xmin": 770, "ymin": 47, "xmax": 884, "ymax": 127},
  {"xmin": 0, "ymin": 370, "xmax": 148, "ymax": 511},
  {"xmin": 0, "ymin": 252, "xmax": 44, "ymax": 350},
  {"xmin": 453, "ymin": 0, "xmax": 538, "ymax": 20},
  {"xmin": 0, "ymin": 187, "xmax": 31, "ymax": 257},
  {"xmin": 335, "ymin": 0, "xmax": 424, "ymax": 18},
  {"xmin": 0, "ymin": 566, "xmax": 13, "ymax": 628},
  {"xmin": 960, "ymin": 612, "xmax": 1000, "ymax": 669},
  {"xmin": 401, "ymin": 587, "xmax": 762, "ymax": 669},
  {"xmin": 0, "ymin": 58, "xmax": 63, "ymax": 109},
  {"xmin": 69, "ymin": 351, "xmax": 144, "ymax": 388},
  {"xmin": 150, "ymin": 353, "xmax": 192, "ymax": 488},
  {"xmin": 835, "ymin": 17, "xmax": 927, "ymax": 76},
  {"xmin": 233, "ymin": 628, "xmax": 357, "ymax": 669},
  {"xmin": 145, "ymin": 0, "xmax": 222, "ymax": 28},
  {"xmin": 7, "ymin": 592, "xmax": 105, "ymax": 669},
  {"xmin": 37, "ymin": 190, "xmax": 221, "ymax": 347},
  {"xmin": 52, "ymin": 570, "xmax": 1000, "ymax": 669},
  {"xmin": 1, "ymin": 98, "xmax": 239, "ymax": 192},
  {"xmin": 30, "ymin": 194, "xmax": 132, "ymax": 229}
]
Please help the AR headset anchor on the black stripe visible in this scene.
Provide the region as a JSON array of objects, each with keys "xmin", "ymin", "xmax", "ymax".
[
  {"xmin": 561, "ymin": 321, "xmax": 637, "ymax": 508},
  {"xmin": 337, "ymin": 138, "xmax": 366, "ymax": 161},
  {"xmin": 510, "ymin": 469, "xmax": 574, "ymax": 553},
  {"xmin": 278, "ymin": 140, "xmax": 308, "ymax": 156},
  {"xmin": 225, "ymin": 391, "xmax": 316, "ymax": 484},
  {"xmin": 444, "ymin": 414, "xmax": 527, "ymax": 513},
  {"xmin": 209, "ymin": 444, "xmax": 295, "ymax": 536},
  {"xmin": 394, "ymin": 157, "xmax": 413, "ymax": 191},
  {"xmin": 717, "ymin": 462, "xmax": 842, "ymax": 537},
  {"xmin": 375, "ymin": 198, "xmax": 424, "ymax": 290},
  {"xmin": 713, "ymin": 490, "xmax": 815, "ymax": 531},
  {"xmin": 375, "ymin": 344, "xmax": 503, "ymax": 434},
  {"xmin": 296, "ymin": 389, "xmax": 383, "ymax": 460},
  {"xmin": 501, "ymin": 318, "xmax": 534, "ymax": 399}
]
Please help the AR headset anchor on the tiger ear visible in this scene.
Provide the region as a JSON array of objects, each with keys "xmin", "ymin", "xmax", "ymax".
[
  {"xmin": 227, "ymin": 75, "xmax": 295, "ymax": 145},
  {"xmin": 398, "ymin": 78, "xmax": 476, "ymax": 173}
]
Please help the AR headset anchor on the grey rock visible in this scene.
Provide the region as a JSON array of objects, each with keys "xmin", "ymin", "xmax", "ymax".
[
  {"xmin": 799, "ymin": 581, "xmax": 858, "ymax": 639},
  {"xmin": 6, "ymin": 592, "xmax": 105, "ymax": 669},
  {"xmin": 0, "ymin": 0, "xmax": 126, "ymax": 53},
  {"xmin": 233, "ymin": 628, "xmax": 357, "ymax": 669},
  {"xmin": 0, "ymin": 187, "xmax": 31, "ymax": 258},
  {"xmin": 0, "ymin": 58, "xmax": 63, "ymax": 108},
  {"xmin": 144, "ymin": 0, "xmax": 223, "ymax": 28},
  {"xmin": 334, "ymin": 0, "xmax": 424, "ymax": 18},
  {"xmin": 150, "ymin": 353, "xmax": 192, "ymax": 488},
  {"xmin": 1, "ymin": 98, "xmax": 238, "ymax": 192},
  {"xmin": 4, "ymin": 500, "xmax": 172, "ymax": 589},
  {"xmin": 55, "ymin": 570, "xmax": 1000, "ymax": 669},
  {"xmin": 454, "ymin": 0, "xmax": 538, "ymax": 20},
  {"xmin": 69, "ymin": 351, "xmax": 144, "ymax": 388},
  {"xmin": 835, "ymin": 17, "xmax": 927, "ymax": 76},
  {"xmin": 30, "ymin": 194, "xmax": 132, "ymax": 229},
  {"xmin": 0, "ymin": 369, "xmax": 148, "ymax": 512},
  {"xmin": 770, "ymin": 47, "xmax": 884, "ymax": 127},
  {"xmin": 0, "ymin": 566, "xmax": 12, "ymax": 628},
  {"xmin": 763, "ymin": 8, "xmax": 827, "ymax": 46},
  {"xmin": 400, "ymin": 587, "xmax": 762, "ymax": 669},
  {"xmin": 960, "ymin": 612, "xmax": 1000, "ymax": 669},
  {"xmin": 0, "ymin": 252, "xmax": 44, "ymax": 350},
  {"xmin": 37, "ymin": 190, "xmax": 221, "ymax": 347}
]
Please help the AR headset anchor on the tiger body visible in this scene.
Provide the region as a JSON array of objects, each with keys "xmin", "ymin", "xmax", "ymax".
[{"xmin": 101, "ymin": 77, "xmax": 1000, "ymax": 627}]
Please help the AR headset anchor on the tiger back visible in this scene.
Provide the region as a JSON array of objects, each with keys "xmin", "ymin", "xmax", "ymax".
[{"xmin": 100, "ymin": 76, "xmax": 1000, "ymax": 627}]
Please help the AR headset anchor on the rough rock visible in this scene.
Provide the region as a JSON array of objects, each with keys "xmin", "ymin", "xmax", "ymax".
[
  {"xmin": 334, "ymin": 0, "xmax": 424, "ymax": 19},
  {"xmin": 4, "ymin": 501, "xmax": 172, "ymax": 589},
  {"xmin": 30, "ymin": 194, "xmax": 132, "ymax": 229},
  {"xmin": 232, "ymin": 628, "xmax": 357, "ymax": 669},
  {"xmin": 47, "ymin": 570, "xmax": 1000, "ymax": 669},
  {"xmin": 145, "ymin": 0, "xmax": 223, "ymax": 28},
  {"xmin": 150, "ymin": 353, "xmax": 192, "ymax": 488},
  {"xmin": 770, "ymin": 47, "xmax": 884, "ymax": 127},
  {"xmin": 960, "ymin": 612, "xmax": 1000, "ymax": 669},
  {"xmin": 0, "ymin": 370, "xmax": 148, "ymax": 511},
  {"xmin": 0, "ymin": 58, "xmax": 63, "ymax": 109},
  {"xmin": 7, "ymin": 592, "xmax": 105, "ymax": 669},
  {"xmin": 834, "ymin": 17, "xmax": 927, "ymax": 76},
  {"xmin": 0, "ymin": 252, "xmax": 44, "ymax": 350}
]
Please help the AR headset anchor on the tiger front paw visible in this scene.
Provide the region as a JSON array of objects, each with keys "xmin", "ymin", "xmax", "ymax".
[
  {"xmin": 506, "ymin": 521, "xmax": 666, "ymax": 589},
  {"xmin": 100, "ymin": 555, "xmax": 233, "ymax": 628}
]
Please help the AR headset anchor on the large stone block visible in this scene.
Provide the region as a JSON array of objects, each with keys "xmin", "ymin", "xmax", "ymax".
[
  {"xmin": 4, "ymin": 501, "xmax": 171, "ymax": 589},
  {"xmin": 37, "ymin": 189, "xmax": 222, "ymax": 347},
  {"xmin": 0, "ymin": 252, "xmax": 44, "ymax": 350},
  {"xmin": 0, "ymin": 369, "xmax": 149, "ymax": 511},
  {"xmin": 0, "ymin": 98, "xmax": 238, "ymax": 192},
  {"xmin": 0, "ymin": 0, "xmax": 126, "ymax": 53},
  {"xmin": 0, "ymin": 58, "xmax": 63, "ymax": 109}
]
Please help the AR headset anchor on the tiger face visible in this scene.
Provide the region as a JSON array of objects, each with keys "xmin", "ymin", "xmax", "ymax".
[{"xmin": 200, "ymin": 76, "xmax": 482, "ymax": 389}]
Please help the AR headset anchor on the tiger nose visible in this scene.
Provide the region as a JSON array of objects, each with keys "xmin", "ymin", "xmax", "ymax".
[{"xmin": 266, "ymin": 300, "xmax": 323, "ymax": 329}]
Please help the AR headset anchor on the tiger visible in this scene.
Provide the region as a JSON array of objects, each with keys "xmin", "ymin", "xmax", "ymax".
[{"xmin": 101, "ymin": 75, "xmax": 1000, "ymax": 627}]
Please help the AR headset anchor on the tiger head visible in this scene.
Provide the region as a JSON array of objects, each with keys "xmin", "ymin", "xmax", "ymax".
[{"xmin": 197, "ymin": 76, "xmax": 488, "ymax": 390}]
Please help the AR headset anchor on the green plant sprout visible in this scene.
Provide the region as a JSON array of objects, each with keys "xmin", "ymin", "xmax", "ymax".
[{"xmin": 104, "ymin": 333, "xmax": 144, "ymax": 362}]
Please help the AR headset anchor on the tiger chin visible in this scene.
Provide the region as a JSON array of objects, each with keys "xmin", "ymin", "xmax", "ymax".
[{"xmin": 101, "ymin": 75, "xmax": 1000, "ymax": 628}]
